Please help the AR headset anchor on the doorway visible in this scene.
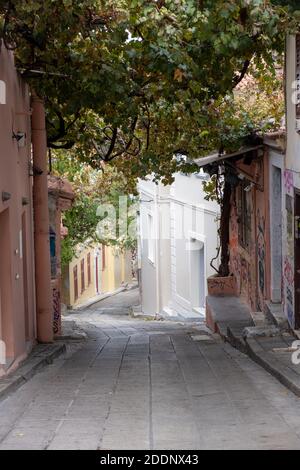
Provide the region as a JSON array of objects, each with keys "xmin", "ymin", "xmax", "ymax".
[
  {"xmin": 95, "ymin": 249, "xmax": 102, "ymax": 295},
  {"xmin": 190, "ymin": 238, "xmax": 205, "ymax": 313},
  {"xmin": 295, "ymin": 192, "xmax": 300, "ymax": 328},
  {"xmin": 270, "ymin": 166, "xmax": 282, "ymax": 303},
  {"xmin": 22, "ymin": 212, "xmax": 30, "ymax": 340},
  {"xmin": 0, "ymin": 209, "xmax": 14, "ymax": 364}
]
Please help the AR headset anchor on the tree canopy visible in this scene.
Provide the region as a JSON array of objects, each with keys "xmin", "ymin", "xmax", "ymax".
[
  {"xmin": 0, "ymin": 0, "xmax": 299, "ymax": 182},
  {"xmin": 52, "ymin": 152, "xmax": 137, "ymax": 265}
]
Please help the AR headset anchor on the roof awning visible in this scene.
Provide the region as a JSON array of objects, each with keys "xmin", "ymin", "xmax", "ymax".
[{"xmin": 194, "ymin": 145, "xmax": 264, "ymax": 168}]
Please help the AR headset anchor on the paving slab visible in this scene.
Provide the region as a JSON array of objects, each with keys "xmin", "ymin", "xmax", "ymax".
[
  {"xmin": 0, "ymin": 343, "xmax": 67, "ymax": 402},
  {"xmin": 1, "ymin": 288, "xmax": 300, "ymax": 449},
  {"xmin": 207, "ymin": 294, "xmax": 300, "ymax": 399}
]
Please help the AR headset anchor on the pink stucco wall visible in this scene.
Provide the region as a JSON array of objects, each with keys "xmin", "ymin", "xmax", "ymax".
[{"xmin": 0, "ymin": 43, "xmax": 36, "ymax": 372}]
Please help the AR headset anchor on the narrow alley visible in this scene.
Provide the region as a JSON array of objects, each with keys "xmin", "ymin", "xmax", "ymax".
[{"xmin": 1, "ymin": 289, "xmax": 300, "ymax": 450}]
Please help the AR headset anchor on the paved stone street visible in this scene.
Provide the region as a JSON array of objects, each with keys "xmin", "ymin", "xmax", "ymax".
[{"xmin": 1, "ymin": 288, "xmax": 300, "ymax": 450}]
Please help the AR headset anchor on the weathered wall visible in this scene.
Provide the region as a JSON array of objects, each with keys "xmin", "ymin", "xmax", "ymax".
[
  {"xmin": 282, "ymin": 169, "xmax": 295, "ymax": 326},
  {"xmin": 229, "ymin": 152, "xmax": 271, "ymax": 313},
  {"xmin": 284, "ymin": 35, "xmax": 300, "ymax": 327}
]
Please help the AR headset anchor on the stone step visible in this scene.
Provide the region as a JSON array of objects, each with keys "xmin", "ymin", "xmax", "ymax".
[
  {"xmin": 242, "ymin": 325, "xmax": 281, "ymax": 339},
  {"xmin": 250, "ymin": 310, "xmax": 271, "ymax": 327},
  {"xmin": 206, "ymin": 295, "xmax": 253, "ymax": 331},
  {"xmin": 264, "ymin": 301, "xmax": 289, "ymax": 330}
]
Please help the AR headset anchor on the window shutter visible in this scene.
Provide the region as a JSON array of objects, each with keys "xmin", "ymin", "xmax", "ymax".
[
  {"xmin": 81, "ymin": 259, "xmax": 85, "ymax": 293},
  {"xmin": 87, "ymin": 252, "xmax": 91, "ymax": 285}
]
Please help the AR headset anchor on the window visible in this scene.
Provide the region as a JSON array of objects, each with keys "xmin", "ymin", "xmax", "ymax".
[
  {"xmin": 147, "ymin": 213, "xmax": 155, "ymax": 264},
  {"xmin": 73, "ymin": 266, "xmax": 78, "ymax": 301},
  {"xmin": 102, "ymin": 244, "xmax": 106, "ymax": 271},
  {"xmin": 87, "ymin": 252, "xmax": 91, "ymax": 285},
  {"xmin": 81, "ymin": 259, "xmax": 85, "ymax": 293},
  {"xmin": 239, "ymin": 182, "xmax": 252, "ymax": 251}
]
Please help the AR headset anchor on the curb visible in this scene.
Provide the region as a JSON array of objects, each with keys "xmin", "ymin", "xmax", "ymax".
[
  {"xmin": 217, "ymin": 323, "xmax": 300, "ymax": 398},
  {"xmin": 0, "ymin": 343, "xmax": 66, "ymax": 403},
  {"xmin": 245, "ymin": 339, "xmax": 300, "ymax": 398}
]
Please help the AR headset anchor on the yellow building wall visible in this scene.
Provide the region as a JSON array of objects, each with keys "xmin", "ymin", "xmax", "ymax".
[
  {"xmin": 101, "ymin": 246, "xmax": 114, "ymax": 293},
  {"xmin": 66, "ymin": 244, "xmax": 133, "ymax": 308},
  {"xmin": 123, "ymin": 250, "xmax": 133, "ymax": 283},
  {"xmin": 68, "ymin": 245, "xmax": 96, "ymax": 307}
]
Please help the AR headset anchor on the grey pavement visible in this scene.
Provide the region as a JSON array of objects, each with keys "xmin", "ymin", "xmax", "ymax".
[
  {"xmin": 207, "ymin": 294, "xmax": 300, "ymax": 397},
  {"xmin": 1, "ymin": 288, "xmax": 300, "ymax": 449}
]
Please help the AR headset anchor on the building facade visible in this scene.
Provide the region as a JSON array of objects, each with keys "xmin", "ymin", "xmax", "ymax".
[
  {"xmin": 0, "ymin": 45, "xmax": 36, "ymax": 374},
  {"xmin": 62, "ymin": 243, "xmax": 133, "ymax": 309},
  {"xmin": 284, "ymin": 34, "xmax": 300, "ymax": 329},
  {"xmin": 201, "ymin": 135, "xmax": 286, "ymax": 333},
  {"xmin": 0, "ymin": 42, "xmax": 74, "ymax": 374},
  {"xmin": 138, "ymin": 172, "xmax": 220, "ymax": 319},
  {"xmin": 228, "ymin": 142, "xmax": 284, "ymax": 313}
]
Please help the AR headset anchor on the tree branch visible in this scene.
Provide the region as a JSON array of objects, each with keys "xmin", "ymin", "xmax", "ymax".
[{"xmin": 232, "ymin": 59, "xmax": 251, "ymax": 89}]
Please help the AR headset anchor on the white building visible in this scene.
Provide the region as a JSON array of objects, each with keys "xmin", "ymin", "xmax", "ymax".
[{"xmin": 137, "ymin": 170, "xmax": 220, "ymax": 319}]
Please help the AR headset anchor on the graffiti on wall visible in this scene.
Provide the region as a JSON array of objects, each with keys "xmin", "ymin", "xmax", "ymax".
[
  {"xmin": 256, "ymin": 210, "xmax": 265, "ymax": 310},
  {"xmin": 229, "ymin": 201, "xmax": 239, "ymax": 250},
  {"xmin": 229, "ymin": 200, "xmax": 241, "ymax": 293},
  {"xmin": 286, "ymin": 286, "xmax": 293, "ymax": 305},
  {"xmin": 284, "ymin": 255, "xmax": 294, "ymax": 326},
  {"xmin": 284, "ymin": 170, "xmax": 294, "ymax": 197},
  {"xmin": 284, "ymin": 189, "xmax": 295, "ymax": 326},
  {"xmin": 53, "ymin": 288, "xmax": 61, "ymax": 335},
  {"xmin": 240, "ymin": 256, "xmax": 252, "ymax": 306},
  {"xmin": 284, "ymin": 255, "xmax": 294, "ymax": 286},
  {"xmin": 286, "ymin": 195, "xmax": 294, "ymax": 258},
  {"xmin": 231, "ymin": 253, "xmax": 240, "ymax": 278}
]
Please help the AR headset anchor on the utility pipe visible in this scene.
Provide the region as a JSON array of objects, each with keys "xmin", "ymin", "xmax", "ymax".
[{"xmin": 31, "ymin": 93, "xmax": 53, "ymax": 343}]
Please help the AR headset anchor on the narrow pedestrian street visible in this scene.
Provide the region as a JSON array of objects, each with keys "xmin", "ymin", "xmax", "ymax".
[{"xmin": 0, "ymin": 289, "xmax": 299, "ymax": 450}]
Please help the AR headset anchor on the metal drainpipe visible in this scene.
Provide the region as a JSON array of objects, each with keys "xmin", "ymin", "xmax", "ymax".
[
  {"xmin": 155, "ymin": 185, "xmax": 161, "ymax": 316},
  {"xmin": 31, "ymin": 93, "xmax": 53, "ymax": 343}
]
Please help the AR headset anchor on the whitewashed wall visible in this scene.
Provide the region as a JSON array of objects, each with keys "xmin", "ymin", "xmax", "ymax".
[{"xmin": 138, "ymin": 171, "xmax": 219, "ymax": 319}]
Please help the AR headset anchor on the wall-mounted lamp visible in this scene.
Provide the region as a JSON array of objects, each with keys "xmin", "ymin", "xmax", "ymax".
[
  {"xmin": 22, "ymin": 197, "xmax": 29, "ymax": 206},
  {"xmin": 2, "ymin": 191, "xmax": 11, "ymax": 202},
  {"xmin": 12, "ymin": 131, "xmax": 26, "ymax": 148}
]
